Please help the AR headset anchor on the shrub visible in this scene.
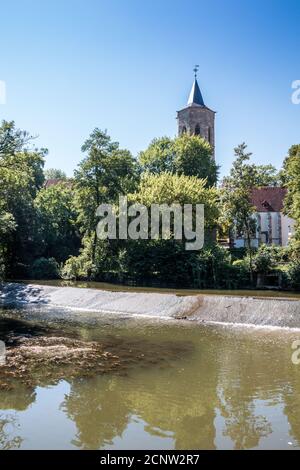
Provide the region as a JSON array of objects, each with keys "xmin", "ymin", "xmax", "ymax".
[
  {"xmin": 251, "ymin": 245, "xmax": 276, "ymax": 274},
  {"xmin": 0, "ymin": 257, "xmax": 5, "ymax": 280},
  {"xmin": 30, "ymin": 257, "xmax": 60, "ymax": 279},
  {"xmin": 287, "ymin": 262, "xmax": 300, "ymax": 291},
  {"xmin": 287, "ymin": 240, "xmax": 300, "ymax": 262},
  {"xmin": 61, "ymin": 255, "xmax": 88, "ymax": 280}
]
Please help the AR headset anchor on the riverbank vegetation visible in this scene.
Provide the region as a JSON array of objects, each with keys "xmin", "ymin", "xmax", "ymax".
[{"xmin": 0, "ymin": 120, "xmax": 299, "ymax": 290}]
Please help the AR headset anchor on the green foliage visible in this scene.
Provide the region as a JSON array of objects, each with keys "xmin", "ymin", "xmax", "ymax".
[
  {"xmin": 253, "ymin": 164, "xmax": 280, "ymax": 187},
  {"xmin": 220, "ymin": 143, "xmax": 257, "ymax": 251},
  {"xmin": 129, "ymin": 171, "xmax": 219, "ymax": 228},
  {"xmin": 119, "ymin": 242, "xmax": 250, "ymax": 289},
  {"xmin": 34, "ymin": 182, "xmax": 80, "ymax": 262},
  {"xmin": 281, "ymin": 144, "xmax": 300, "ymax": 239},
  {"xmin": 61, "ymin": 255, "xmax": 91, "ymax": 281},
  {"xmin": 0, "ymin": 257, "xmax": 5, "ymax": 280},
  {"xmin": 0, "ymin": 120, "xmax": 35, "ymax": 156},
  {"xmin": 30, "ymin": 257, "xmax": 60, "ymax": 280},
  {"xmin": 138, "ymin": 137, "xmax": 174, "ymax": 174},
  {"xmin": 0, "ymin": 117, "xmax": 298, "ymax": 293},
  {"xmin": 0, "ymin": 203, "xmax": 16, "ymax": 238},
  {"xmin": 0, "ymin": 121, "xmax": 46, "ymax": 275},
  {"xmin": 220, "ymin": 143, "xmax": 282, "ymax": 283},
  {"xmin": 286, "ymin": 261, "xmax": 300, "ymax": 291},
  {"xmin": 61, "ymin": 237, "xmax": 116, "ymax": 280},
  {"xmin": 44, "ymin": 168, "xmax": 67, "ymax": 180},
  {"xmin": 74, "ymin": 128, "xmax": 137, "ymax": 233},
  {"xmin": 250, "ymin": 245, "xmax": 277, "ymax": 274},
  {"xmin": 222, "ymin": 159, "xmax": 277, "ymax": 249},
  {"xmin": 63, "ymin": 171, "xmax": 219, "ymax": 282},
  {"xmin": 110, "ymin": 172, "xmax": 218, "ymax": 286},
  {"xmin": 72, "ymin": 128, "xmax": 138, "ymax": 272},
  {"xmin": 0, "ymin": 203, "xmax": 16, "ymax": 279},
  {"xmin": 139, "ymin": 134, "xmax": 218, "ymax": 187},
  {"xmin": 287, "ymin": 239, "xmax": 300, "ymax": 261}
]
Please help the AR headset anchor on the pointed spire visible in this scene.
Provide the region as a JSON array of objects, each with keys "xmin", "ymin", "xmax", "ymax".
[{"xmin": 187, "ymin": 65, "xmax": 205, "ymax": 106}]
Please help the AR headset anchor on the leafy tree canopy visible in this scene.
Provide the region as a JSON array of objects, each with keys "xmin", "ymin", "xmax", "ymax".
[
  {"xmin": 281, "ymin": 144, "xmax": 300, "ymax": 239},
  {"xmin": 34, "ymin": 182, "xmax": 80, "ymax": 262},
  {"xmin": 139, "ymin": 134, "xmax": 219, "ymax": 187},
  {"xmin": 129, "ymin": 171, "xmax": 219, "ymax": 228},
  {"xmin": 44, "ymin": 168, "xmax": 67, "ymax": 180}
]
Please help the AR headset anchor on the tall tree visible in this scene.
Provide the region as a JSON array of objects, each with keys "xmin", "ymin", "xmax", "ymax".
[
  {"xmin": 281, "ymin": 144, "xmax": 300, "ymax": 240},
  {"xmin": 220, "ymin": 143, "xmax": 258, "ymax": 282},
  {"xmin": 123, "ymin": 172, "xmax": 219, "ymax": 285},
  {"xmin": 74, "ymin": 129, "xmax": 137, "ymax": 271},
  {"xmin": 139, "ymin": 134, "xmax": 219, "ymax": 187},
  {"xmin": 0, "ymin": 120, "xmax": 34, "ymax": 156},
  {"xmin": 35, "ymin": 182, "xmax": 80, "ymax": 262},
  {"xmin": 0, "ymin": 121, "xmax": 45, "ymax": 275}
]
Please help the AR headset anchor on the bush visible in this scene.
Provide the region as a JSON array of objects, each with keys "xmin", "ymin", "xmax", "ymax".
[
  {"xmin": 287, "ymin": 240, "xmax": 300, "ymax": 262},
  {"xmin": 287, "ymin": 262, "xmax": 300, "ymax": 291},
  {"xmin": 30, "ymin": 257, "xmax": 60, "ymax": 279},
  {"xmin": 251, "ymin": 245, "xmax": 276, "ymax": 274},
  {"xmin": 61, "ymin": 236, "xmax": 115, "ymax": 280},
  {"xmin": 0, "ymin": 257, "xmax": 5, "ymax": 280},
  {"xmin": 61, "ymin": 255, "xmax": 92, "ymax": 280},
  {"xmin": 232, "ymin": 259, "xmax": 251, "ymax": 287}
]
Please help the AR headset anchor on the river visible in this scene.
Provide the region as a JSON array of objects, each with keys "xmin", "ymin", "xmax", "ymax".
[{"xmin": 0, "ymin": 304, "xmax": 300, "ymax": 450}]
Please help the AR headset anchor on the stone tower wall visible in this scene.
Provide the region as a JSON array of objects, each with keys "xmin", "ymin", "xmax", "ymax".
[{"xmin": 177, "ymin": 106, "xmax": 215, "ymax": 155}]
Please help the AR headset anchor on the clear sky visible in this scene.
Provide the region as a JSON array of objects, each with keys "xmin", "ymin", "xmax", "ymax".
[{"xmin": 0, "ymin": 0, "xmax": 299, "ymax": 178}]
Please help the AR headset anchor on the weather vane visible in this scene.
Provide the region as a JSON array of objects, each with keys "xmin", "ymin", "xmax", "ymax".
[{"xmin": 193, "ymin": 65, "xmax": 199, "ymax": 79}]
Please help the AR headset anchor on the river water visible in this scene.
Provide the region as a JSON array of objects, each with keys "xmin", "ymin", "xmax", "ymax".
[{"xmin": 0, "ymin": 305, "xmax": 300, "ymax": 450}]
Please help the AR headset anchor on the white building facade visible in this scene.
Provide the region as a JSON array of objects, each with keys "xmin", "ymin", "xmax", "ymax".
[{"xmin": 233, "ymin": 188, "xmax": 295, "ymax": 248}]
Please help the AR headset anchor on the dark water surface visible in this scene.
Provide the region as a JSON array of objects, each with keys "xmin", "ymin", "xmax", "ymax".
[{"xmin": 0, "ymin": 306, "xmax": 300, "ymax": 450}]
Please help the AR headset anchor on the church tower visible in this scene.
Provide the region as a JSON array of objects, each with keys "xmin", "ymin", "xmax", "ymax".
[{"xmin": 177, "ymin": 66, "xmax": 215, "ymax": 156}]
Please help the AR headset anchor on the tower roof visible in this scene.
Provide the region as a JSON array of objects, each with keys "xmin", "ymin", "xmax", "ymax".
[{"xmin": 187, "ymin": 78, "xmax": 205, "ymax": 106}]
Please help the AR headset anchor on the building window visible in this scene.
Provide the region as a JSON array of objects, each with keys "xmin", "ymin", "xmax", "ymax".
[
  {"xmin": 195, "ymin": 124, "xmax": 200, "ymax": 135},
  {"xmin": 260, "ymin": 231, "xmax": 269, "ymax": 245},
  {"xmin": 181, "ymin": 126, "xmax": 187, "ymax": 134},
  {"xmin": 208, "ymin": 127, "xmax": 211, "ymax": 143}
]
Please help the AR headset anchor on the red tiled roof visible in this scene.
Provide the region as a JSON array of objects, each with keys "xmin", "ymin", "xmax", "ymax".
[
  {"xmin": 44, "ymin": 178, "xmax": 62, "ymax": 188},
  {"xmin": 250, "ymin": 187, "xmax": 287, "ymax": 212}
]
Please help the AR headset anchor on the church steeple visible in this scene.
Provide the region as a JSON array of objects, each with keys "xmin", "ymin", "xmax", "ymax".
[
  {"xmin": 187, "ymin": 78, "xmax": 205, "ymax": 106},
  {"xmin": 177, "ymin": 66, "xmax": 216, "ymax": 157},
  {"xmin": 187, "ymin": 66, "xmax": 205, "ymax": 106}
]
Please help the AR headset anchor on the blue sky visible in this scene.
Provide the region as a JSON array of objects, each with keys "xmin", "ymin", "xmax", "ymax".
[{"xmin": 0, "ymin": 0, "xmax": 299, "ymax": 178}]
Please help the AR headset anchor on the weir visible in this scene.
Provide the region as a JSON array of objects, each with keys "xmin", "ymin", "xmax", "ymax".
[{"xmin": 1, "ymin": 282, "xmax": 300, "ymax": 328}]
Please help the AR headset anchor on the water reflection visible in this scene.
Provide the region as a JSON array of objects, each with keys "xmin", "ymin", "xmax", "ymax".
[{"xmin": 0, "ymin": 312, "xmax": 300, "ymax": 449}]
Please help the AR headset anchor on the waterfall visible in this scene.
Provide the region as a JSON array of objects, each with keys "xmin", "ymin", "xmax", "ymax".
[{"xmin": 1, "ymin": 282, "xmax": 300, "ymax": 329}]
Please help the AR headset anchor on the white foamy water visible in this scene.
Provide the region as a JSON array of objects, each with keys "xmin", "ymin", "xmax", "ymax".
[{"xmin": 1, "ymin": 282, "xmax": 300, "ymax": 329}]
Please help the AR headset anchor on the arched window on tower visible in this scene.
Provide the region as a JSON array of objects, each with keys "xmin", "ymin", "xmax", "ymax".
[
  {"xmin": 195, "ymin": 124, "xmax": 200, "ymax": 135},
  {"xmin": 208, "ymin": 127, "xmax": 212, "ymax": 144},
  {"xmin": 181, "ymin": 126, "xmax": 187, "ymax": 134}
]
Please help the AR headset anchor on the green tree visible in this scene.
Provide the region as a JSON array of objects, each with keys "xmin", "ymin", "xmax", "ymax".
[
  {"xmin": 254, "ymin": 164, "xmax": 280, "ymax": 187},
  {"xmin": 74, "ymin": 128, "xmax": 137, "ymax": 272},
  {"xmin": 0, "ymin": 120, "xmax": 34, "ymax": 156},
  {"xmin": 138, "ymin": 137, "xmax": 175, "ymax": 174},
  {"xmin": 35, "ymin": 182, "xmax": 80, "ymax": 262},
  {"xmin": 0, "ymin": 202, "xmax": 16, "ymax": 279},
  {"xmin": 121, "ymin": 172, "xmax": 219, "ymax": 285},
  {"xmin": 281, "ymin": 144, "xmax": 300, "ymax": 240},
  {"xmin": 220, "ymin": 143, "xmax": 258, "ymax": 282},
  {"xmin": 44, "ymin": 168, "xmax": 67, "ymax": 180},
  {"xmin": 0, "ymin": 121, "xmax": 46, "ymax": 276},
  {"xmin": 129, "ymin": 171, "xmax": 218, "ymax": 227},
  {"xmin": 139, "ymin": 134, "xmax": 218, "ymax": 187}
]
